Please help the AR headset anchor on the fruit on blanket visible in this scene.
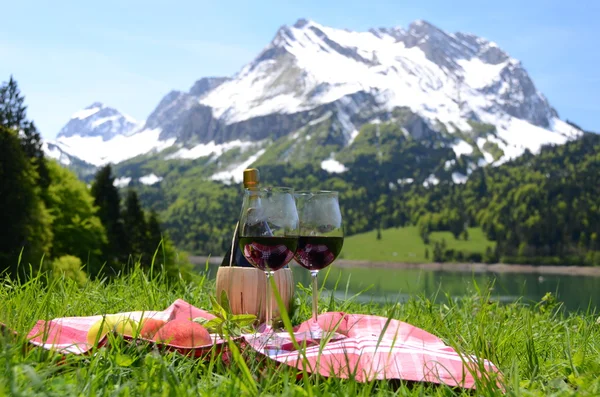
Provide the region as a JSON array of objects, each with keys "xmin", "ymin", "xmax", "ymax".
[
  {"xmin": 86, "ymin": 315, "xmax": 138, "ymax": 345},
  {"xmin": 152, "ymin": 319, "xmax": 211, "ymax": 347},
  {"xmin": 139, "ymin": 318, "xmax": 166, "ymax": 339},
  {"xmin": 171, "ymin": 305, "xmax": 214, "ymax": 321}
]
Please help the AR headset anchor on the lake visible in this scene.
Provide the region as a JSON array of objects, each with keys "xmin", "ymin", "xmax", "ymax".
[{"xmin": 197, "ymin": 260, "xmax": 600, "ymax": 313}]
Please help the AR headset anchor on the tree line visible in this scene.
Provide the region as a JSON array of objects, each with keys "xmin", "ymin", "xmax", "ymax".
[
  {"xmin": 0, "ymin": 77, "xmax": 184, "ymax": 282},
  {"xmin": 146, "ymin": 121, "xmax": 600, "ymax": 267}
]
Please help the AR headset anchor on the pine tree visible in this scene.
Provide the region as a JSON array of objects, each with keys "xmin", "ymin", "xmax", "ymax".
[
  {"xmin": 145, "ymin": 211, "xmax": 163, "ymax": 261},
  {"xmin": 91, "ymin": 165, "xmax": 128, "ymax": 270},
  {"xmin": 0, "ymin": 76, "xmax": 50, "ymax": 189},
  {"xmin": 0, "ymin": 126, "xmax": 52, "ymax": 276},
  {"xmin": 123, "ymin": 190, "xmax": 147, "ymax": 262}
]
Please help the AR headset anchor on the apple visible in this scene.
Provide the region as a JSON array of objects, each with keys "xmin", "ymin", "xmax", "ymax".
[{"xmin": 152, "ymin": 319, "xmax": 211, "ymax": 347}]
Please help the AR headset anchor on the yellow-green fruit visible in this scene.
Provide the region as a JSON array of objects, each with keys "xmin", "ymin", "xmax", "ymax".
[{"xmin": 86, "ymin": 315, "xmax": 139, "ymax": 346}]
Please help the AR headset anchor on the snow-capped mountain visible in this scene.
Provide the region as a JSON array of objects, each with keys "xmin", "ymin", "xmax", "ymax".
[
  {"xmin": 47, "ymin": 18, "xmax": 582, "ymax": 181},
  {"xmin": 57, "ymin": 102, "xmax": 140, "ymax": 141},
  {"xmin": 198, "ymin": 19, "xmax": 578, "ymax": 148},
  {"xmin": 50, "ymin": 102, "xmax": 175, "ymax": 167}
]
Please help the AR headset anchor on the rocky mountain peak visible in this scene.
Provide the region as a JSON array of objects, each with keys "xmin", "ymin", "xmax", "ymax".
[
  {"xmin": 57, "ymin": 103, "xmax": 139, "ymax": 141},
  {"xmin": 50, "ymin": 18, "xmax": 580, "ymax": 170},
  {"xmin": 293, "ymin": 18, "xmax": 311, "ymax": 29},
  {"xmin": 189, "ymin": 77, "xmax": 231, "ymax": 98}
]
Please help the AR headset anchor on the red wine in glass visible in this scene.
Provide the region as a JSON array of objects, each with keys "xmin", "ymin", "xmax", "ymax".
[
  {"xmin": 294, "ymin": 191, "xmax": 344, "ymax": 339},
  {"xmin": 239, "ymin": 236, "xmax": 297, "ymax": 271},
  {"xmin": 294, "ymin": 236, "xmax": 343, "ymax": 270}
]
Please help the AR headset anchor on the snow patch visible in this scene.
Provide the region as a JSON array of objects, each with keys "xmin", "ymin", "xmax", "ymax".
[
  {"xmin": 444, "ymin": 159, "xmax": 456, "ymax": 170},
  {"xmin": 482, "ymin": 151, "xmax": 495, "ymax": 164},
  {"xmin": 494, "ymin": 117, "xmax": 571, "ymax": 160},
  {"xmin": 139, "ymin": 174, "xmax": 163, "ymax": 185},
  {"xmin": 166, "ymin": 140, "xmax": 255, "ymax": 160},
  {"xmin": 336, "ymin": 108, "xmax": 357, "ymax": 145},
  {"xmin": 320, "ymin": 158, "xmax": 348, "ymax": 173},
  {"xmin": 211, "ymin": 149, "xmax": 266, "ymax": 184},
  {"xmin": 348, "ymin": 129, "xmax": 360, "ymax": 144},
  {"xmin": 90, "ymin": 115, "xmax": 121, "ymax": 128},
  {"xmin": 423, "ymin": 174, "xmax": 439, "ymax": 187},
  {"xmin": 457, "ymin": 58, "xmax": 508, "ymax": 89},
  {"xmin": 55, "ymin": 128, "xmax": 175, "ymax": 166},
  {"xmin": 452, "ymin": 172, "xmax": 468, "ymax": 184},
  {"xmin": 452, "ymin": 140, "xmax": 473, "ymax": 157},
  {"xmin": 113, "ymin": 177, "xmax": 131, "ymax": 188},
  {"xmin": 550, "ymin": 118, "xmax": 583, "ymax": 139}
]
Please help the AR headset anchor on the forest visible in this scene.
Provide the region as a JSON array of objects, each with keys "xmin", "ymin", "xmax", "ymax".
[
  {"xmin": 0, "ymin": 77, "xmax": 185, "ymax": 281},
  {"xmin": 141, "ymin": 120, "xmax": 600, "ymax": 267}
]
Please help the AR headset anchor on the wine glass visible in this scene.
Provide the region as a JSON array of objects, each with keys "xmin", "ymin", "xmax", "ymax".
[
  {"xmin": 294, "ymin": 191, "xmax": 344, "ymax": 339},
  {"xmin": 238, "ymin": 187, "xmax": 299, "ymax": 332}
]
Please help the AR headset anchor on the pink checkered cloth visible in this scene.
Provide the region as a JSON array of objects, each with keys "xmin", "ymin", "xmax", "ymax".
[
  {"xmin": 246, "ymin": 312, "xmax": 501, "ymax": 389},
  {"xmin": 3, "ymin": 300, "xmax": 501, "ymax": 389},
  {"xmin": 25, "ymin": 299, "xmax": 218, "ymax": 356}
]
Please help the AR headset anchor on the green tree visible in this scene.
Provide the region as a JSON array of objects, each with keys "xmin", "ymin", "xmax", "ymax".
[
  {"xmin": 50, "ymin": 255, "xmax": 87, "ymax": 287},
  {"xmin": 0, "ymin": 126, "xmax": 52, "ymax": 276},
  {"xmin": 45, "ymin": 161, "xmax": 107, "ymax": 275},
  {"xmin": 0, "ymin": 76, "xmax": 50, "ymax": 189},
  {"xmin": 123, "ymin": 190, "xmax": 147, "ymax": 261},
  {"xmin": 145, "ymin": 211, "xmax": 163, "ymax": 260},
  {"xmin": 91, "ymin": 165, "xmax": 127, "ymax": 269}
]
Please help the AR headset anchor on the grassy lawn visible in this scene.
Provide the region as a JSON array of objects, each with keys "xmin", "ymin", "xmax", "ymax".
[
  {"xmin": 341, "ymin": 226, "xmax": 495, "ymax": 262},
  {"xmin": 1, "ymin": 267, "xmax": 599, "ymax": 395}
]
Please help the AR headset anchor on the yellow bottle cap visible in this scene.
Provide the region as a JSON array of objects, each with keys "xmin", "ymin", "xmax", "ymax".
[{"xmin": 243, "ymin": 168, "xmax": 260, "ymax": 188}]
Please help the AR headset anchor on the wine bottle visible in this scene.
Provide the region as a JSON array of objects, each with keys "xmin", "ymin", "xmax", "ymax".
[{"xmin": 221, "ymin": 168, "xmax": 262, "ymax": 267}]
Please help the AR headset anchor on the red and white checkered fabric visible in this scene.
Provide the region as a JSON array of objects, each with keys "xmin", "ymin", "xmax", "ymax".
[
  {"xmin": 25, "ymin": 299, "xmax": 216, "ymax": 355},
  {"xmin": 245, "ymin": 312, "xmax": 500, "ymax": 389},
  {"xmin": 2, "ymin": 301, "xmax": 501, "ymax": 388}
]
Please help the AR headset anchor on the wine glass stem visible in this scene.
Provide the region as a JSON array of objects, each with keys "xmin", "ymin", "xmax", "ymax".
[
  {"xmin": 264, "ymin": 271, "xmax": 274, "ymax": 332},
  {"xmin": 311, "ymin": 270, "xmax": 319, "ymax": 325}
]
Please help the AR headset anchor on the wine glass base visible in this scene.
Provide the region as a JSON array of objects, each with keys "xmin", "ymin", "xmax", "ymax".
[
  {"xmin": 296, "ymin": 330, "xmax": 346, "ymax": 343},
  {"xmin": 245, "ymin": 330, "xmax": 346, "ymax": 356}
]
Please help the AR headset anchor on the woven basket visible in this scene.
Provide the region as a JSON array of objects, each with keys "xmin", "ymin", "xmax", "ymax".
[{"xmin": 215, "ymin": 267, "xmax": 294, "ymax": 322}]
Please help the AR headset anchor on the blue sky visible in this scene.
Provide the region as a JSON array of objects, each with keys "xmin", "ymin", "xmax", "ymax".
[{"xmin": 1, "ymin": 0, "xmax": 598, "ymax": 139}]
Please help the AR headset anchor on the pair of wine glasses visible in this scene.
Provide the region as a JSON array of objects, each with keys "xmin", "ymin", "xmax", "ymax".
[{"xmin": 239, "ymin": 187, "xmax": 343, "ymax": 338}]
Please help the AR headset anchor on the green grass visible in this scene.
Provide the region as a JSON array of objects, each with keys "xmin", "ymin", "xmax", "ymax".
[
  {"xmin": 1, "ymin": 265, "xmax": 599, "ymax": 396},
  {"xmin": 342, "ymin": 226, "xmax": 495, "ymax": 263}
]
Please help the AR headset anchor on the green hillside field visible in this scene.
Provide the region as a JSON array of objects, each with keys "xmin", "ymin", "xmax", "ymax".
[{"xmin": 341, "ymin": 226, "xmax": 495, "ymax": 263}]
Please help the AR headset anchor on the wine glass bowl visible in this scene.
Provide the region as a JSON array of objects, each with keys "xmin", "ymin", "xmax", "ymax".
[
  {"xmin": 294, "ymin": 191, "xmax": 344, "ymax": 338},
  {"xmin": 238, "ymin": 187, "xmax": 299, "ymax": 332}
]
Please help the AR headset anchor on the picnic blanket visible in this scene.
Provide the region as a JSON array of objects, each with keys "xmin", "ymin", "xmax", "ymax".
[
  {"xmin": 2, "ymin": 299, "xmax": 500, "ymax": 389},
  {"xmin": 26, "ymin": 299, "xmax": 219, "ymax": 356},
  {"xmin": 247, "ymin": 312, "xmax": 500, "ymax": 389}
]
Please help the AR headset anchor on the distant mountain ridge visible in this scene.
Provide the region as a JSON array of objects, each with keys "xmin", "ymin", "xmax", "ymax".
[
  {"xmin": 57, "ymin": 102, "xmax": 139, "ymax": 141},
  {"xmin": 46, "ymin": 18, "xmax": 582, "ymax": 183}
]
